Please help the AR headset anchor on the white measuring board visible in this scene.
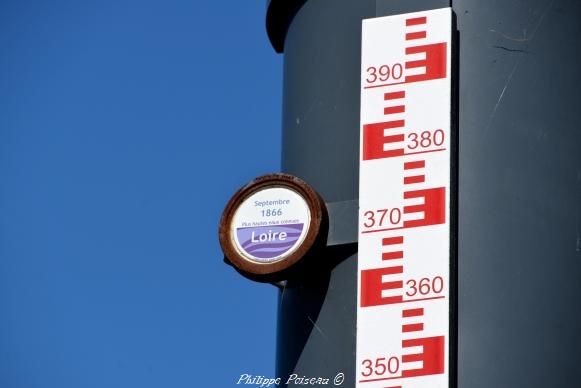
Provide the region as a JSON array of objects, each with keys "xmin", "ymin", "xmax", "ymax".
[{"xmin": 357, "ymin": 7, "xmax": 452, "ymax": 388}]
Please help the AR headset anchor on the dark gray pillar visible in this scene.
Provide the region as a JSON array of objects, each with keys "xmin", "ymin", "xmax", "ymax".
[
  {"xmin": 272, "ymin": 1, "xmax": 375, "ymax": 386},
  {"xmin": 452, "ymin": 1, "xmax": 581, "ymax": 387},
  {"xmin": 267, "ymin": 0, "xmax": 581, "ymax": 387}
]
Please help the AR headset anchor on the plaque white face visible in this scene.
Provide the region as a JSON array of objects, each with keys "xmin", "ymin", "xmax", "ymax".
[{"xmin": 231, "ymin": 187, "xmax": 311, "ymax": 263}]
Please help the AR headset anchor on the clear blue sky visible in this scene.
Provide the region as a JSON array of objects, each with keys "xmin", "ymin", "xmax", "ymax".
[{"xmin": 0, "ymin": 1, "xmax": 282, "ymax": 387}]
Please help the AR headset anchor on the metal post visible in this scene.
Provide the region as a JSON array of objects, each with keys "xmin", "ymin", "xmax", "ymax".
[{"xmin": 266, "ymin": 0, "xmax": 581, "ymax": 387}]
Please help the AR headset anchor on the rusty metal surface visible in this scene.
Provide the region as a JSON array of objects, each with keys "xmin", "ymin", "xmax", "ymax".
[{"xmin": 219, "ymin": 173, "xmax": 328, "ymax": 282}]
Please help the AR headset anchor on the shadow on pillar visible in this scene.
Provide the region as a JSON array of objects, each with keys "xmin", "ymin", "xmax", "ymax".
[{"xmin": 275, "ymin": 244, "xmax": 357, "ymax": 387}]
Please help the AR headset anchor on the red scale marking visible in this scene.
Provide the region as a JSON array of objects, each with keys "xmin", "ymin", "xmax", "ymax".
[
  {"xmin": 360, "ymin": 266, "xmax": 404, "ymax": 307},
  {"xmin": 360, "ymin": 12, "xmax": 449, "ymax": 386},
  {"xmin": 404, "ymin": 160, "xmax": 425, "ymax": 170},
  {"xmin": 405, "ymin": 43, "xmax": 447, "ymax": 83},
  {"xmin": 384, "ymin": 91, "xmax": 406, "ymax": 100},
  {"xmin": 402, "ymin": 308, "xmax": 424, "ymax": 317},
  {"xmin": 363, "ymin": 39, "xmax": 447, "ymax": 89},
  {"xmin": 401, "ymin": 336, "xmax": 445, "ymax": 377},
  {"xmin": 402, "ymin": 323, "xmax": 424, "ymax": 332},
  {"xmin": 400, "ymin": 295, "xmax": 445, "ymax": 304},
  {"xmin": 384, "ymin": 105, "xmax": 406, "ymax": 115},
  {"xmin": 403, "ymin": 175, "xmax": 425, "ymax": 184},
  {"xmin": 406, "ymin": 16, "xmax": 427, "ymax": 26},
  {"xmin": 403, "ymin": 187, "xmax": 446, "ymax": 228},
  {"xmin": 362, "ymin": 120, "xmax": 406, "ymax": 160},
  {"xmin": 382, "ymin": 251, "xmax": 404, "ymax": 260},
  {"xmin": 383, "ymin": 280, "xmax": 404, "ymax": 290},
  {"xmin": 382, "ymin": 236, "xmax": 404, "ymax": 260},
  {"xmin": 406, "ymin": 31, "xmax": 426, "ymax": 40},
  {"xmin": 383, "ymin": 236, "xmax": 404, "ymax": 245},
  {"xmin": 364, "ymin": 119, "xmax": 405, "ymax": 130},
  {"xmin": 365, "ymin": 81, "xmax": 407, "ymax": 90},
  {"xmin": 404, "ymin": 148, "xmax": 446, "ymax": 156},
  {"xmin": 383, "ymin": 134, "xmax": 405, "ymax": 144}
]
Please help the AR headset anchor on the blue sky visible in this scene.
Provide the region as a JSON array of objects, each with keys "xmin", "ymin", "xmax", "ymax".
[{"xmin": 0, "ymin": 1, "xmax": 282, "ymax": 386}]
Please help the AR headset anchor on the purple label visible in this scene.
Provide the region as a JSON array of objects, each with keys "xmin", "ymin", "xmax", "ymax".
[{"xmin": 236, "ymin": 223, "xmax": 304, "ymax": 261}]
